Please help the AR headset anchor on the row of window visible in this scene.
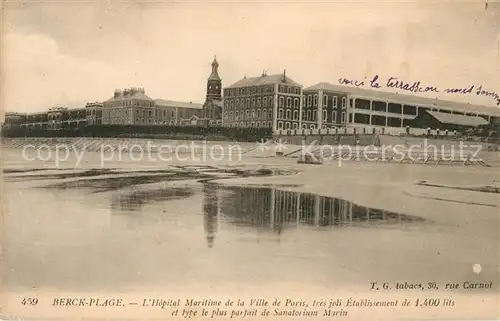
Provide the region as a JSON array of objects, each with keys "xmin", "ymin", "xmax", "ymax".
[
  {"xmin": 303, "ymin": 95, "xmax": 347, "ymax": 108},
  {"xmin": 224, "ymin": 109, "xmax": 272, "ymax": 121},
  {"xmin": 225, "ymin": 96, "xmax": 274, "ymax": 109},
  {"xmin": 224, "ymin": 85, "xmax": 275, "ymax": 97},
  {"xmin": 227, "ymin": 121, "xmax": 273, "ymax": 128}
]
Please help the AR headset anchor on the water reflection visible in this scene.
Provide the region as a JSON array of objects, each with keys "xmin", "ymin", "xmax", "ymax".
[
  {"xmin": 203, "ymin": 184, "xmax": 219, "ymax": 248},
  {"xmin": 111, "ymin": 187, "xmax": 194, "ymax": 212},
  {"xmin": 201, "ymin": 185, "xmax": 425, "ymax": 247}
]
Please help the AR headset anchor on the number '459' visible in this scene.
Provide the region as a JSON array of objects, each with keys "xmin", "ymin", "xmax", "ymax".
[{"xmin": 21, "ymin": 298, "xmax": 38, "ymax": 306}]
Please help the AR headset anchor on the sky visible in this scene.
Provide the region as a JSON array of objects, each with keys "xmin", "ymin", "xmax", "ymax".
[{"xmin": 2, "ymin": 0, "xmax": 500, "ymax": 115}]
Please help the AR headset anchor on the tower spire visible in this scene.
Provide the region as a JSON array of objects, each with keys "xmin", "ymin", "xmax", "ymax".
[{"xmin": 208, "ymin": 56, "xmax": 221, "ymax": 81}]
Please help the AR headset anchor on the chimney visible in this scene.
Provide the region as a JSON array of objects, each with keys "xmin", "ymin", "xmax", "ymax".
[
  {"xmin": 114, "ymin": 89, "xmax": 122, "ymax": 98},
  {"xmin": 282, "ymin": 69, "xmax": 286, "ymax": 82},
  {"xmin": 130, "ymin": 87, "xmax": 138, "ymax": 96},
  {"xmin": 262, "ymin": 70, "xmax": 267, "ymax": 77},
  {"xmin": 122, "ymin": 89, "xmax": 130, "ymax": 97}
]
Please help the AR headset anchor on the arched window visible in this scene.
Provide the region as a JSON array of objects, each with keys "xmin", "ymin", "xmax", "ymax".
[
  {"xmin": 252, "ymin": 98, "xmax": 256, "ymax": 107},
  {"xmin": 341, "ymin": 112, "xmax": 346, "ymax": 123},
  {"xmin": 310, "ymin": 124, "xmax": 316, "ymax": 129},
  {"xmin": 251, "ymin": 110, "xmax": 256, "ymax": 119},
  {"xmin": 313, "ymin": 110, "xmax": 317, "ymax": 120},
  {"xmin": 323, "ymin": 110, "xmax": 327, "ymax": 122},
  {"xmin": 293, "ymin": 110, "xmax": 298, "ymax": 120},
  {"xmin": 263, "ymin": 97, "xmax": 268, "ymax": 107},
  {"xmin": 257, "ymin": 109, "xmax": 261, "ymax": 119},
  {"xmin": 257, "ymin": 98, "xmax": 261, "ymax": 107},
  {"xmin": 235, "ymin": 111, "xmax": 239, "ymax": 120},
  {"xmin": 313, "ymin": 94, "xmax": 318, "ymax": 106},
  {"xmin": 268, "ymin": 121, "xmax": 272, "ymax": 127},
  {"xmin": 342, "ymin": 97, "xmax": 347, "ymax": 109},
  {"xmin": 279, "ymin": 109, "xmax": 284, "ymax": 118},
  {"xmin": 229, "ymin": 111, "xmax": 233, "ymax": 120},
  {"xmin": 286, "ymin": 97, "xmax": 291, "ymax": 107},
  {"xmin": 294, "ymin": 98, "xmax": 299, "ymax": 108},
  {"xmin": 279, "ymin": 97, "xmax": 284, "ymax": 107},
  {"xmin": 333, "ymin": 96, "xmax": 338, "ymax": 108},
  {"xmin": 332, "ymin": 111, "xmax": 337, "ymax": 123},
  {"xmin": 285, "ymin": 122, "xmax": 291, "ymax": 129},
  {"xmin": 307, "ymin": 110, "xmax": 311, "ymax": 120},
  {"xmin": 293, "ymin": 123, "xmax": 298, "ymax": 129},
  {"xmin": 307, "ymin": 95, "xmax": 312, "ymax": 106},
  {"xmin": 245, "ymin": 110, "xmax": 250, "ymax": 119},
  {"xmin": 268, "ymin": 109, "xmax": 273, "ymax": 119},
  {"xmin": 286, "ymin": 110, "xmax": 291, "ymax": 119},
  {"xmin": 261, "ymin": 109, "xmax": 266, "ymax": 119},
  {"xmin": 302, "ymin": 123, "xmax": 307, "ymax": 129},
  {"xmin": 251, "ymin": 121, "xmax": 255, "ymax": 127},
  {"xmin": 278, "ymin": 121, "xmax": 284, "ymax": 129}
]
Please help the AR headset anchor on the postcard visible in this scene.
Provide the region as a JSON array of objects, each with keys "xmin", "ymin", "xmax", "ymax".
[{"xmin": 1, "ymin": 0, "xmax": 499, "ymax": 320}]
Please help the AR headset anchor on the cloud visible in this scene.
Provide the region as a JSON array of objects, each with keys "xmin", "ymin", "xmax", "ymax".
[{"xmin": 2, "ymin": 1, "xmax": 499, "ymax": 113}]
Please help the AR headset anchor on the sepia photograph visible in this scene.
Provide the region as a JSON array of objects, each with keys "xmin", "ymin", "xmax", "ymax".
[{"xmin": 1, "ymin": 0, "xmax": 499, "ymax": 320}]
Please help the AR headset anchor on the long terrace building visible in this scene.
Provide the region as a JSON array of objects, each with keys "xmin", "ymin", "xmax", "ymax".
[{"xmin": 301, "ymin": 82, "xmax": 500, "ymax": 132}]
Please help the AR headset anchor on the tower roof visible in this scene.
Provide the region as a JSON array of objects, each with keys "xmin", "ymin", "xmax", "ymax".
[{"xmin": 208, "ymin": 56, "xmax": 221, "ymax": 81}]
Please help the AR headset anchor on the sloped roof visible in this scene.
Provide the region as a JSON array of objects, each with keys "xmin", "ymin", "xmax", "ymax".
[
  {"xmin": 427, "ymin": 110, "xmax": 489, "ymax": 127},
  {"xmin": 154, "ymin": 99, "xmax": 203, "ymax": 109},
  {"xmin": 106, "ymin": 91, "xmax": 153, "ymax": 102},
  {"xmin": 226, "ymin": 74, "xmax": 302, "ymax": 88},
  {"xmin": 304, "ymin": 82, "xmax": 500, "ymax": 117}
]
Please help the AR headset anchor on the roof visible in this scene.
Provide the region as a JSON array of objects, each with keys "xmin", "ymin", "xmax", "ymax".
[
  {"xmin": 106, "ymin": 90, "xmax": 153, "ymax": 102},
  {"xmin": 304, "ymin": 82, "xmax": 500, "ymax": 117},
  {"xmin": 426, "ymin": 110, "xmax": 489, "ymax": 127},
  {"xmin": 226, "ymin": 74, "xmax": 302, "ymax": 89},
  {"xmin": 154, "ymin": 99, "xmax": 203, "ymax": 109}
]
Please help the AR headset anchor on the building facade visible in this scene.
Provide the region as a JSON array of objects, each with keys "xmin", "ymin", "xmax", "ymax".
[
  {"xmin": 222, "ymin": 71, "xmax": 303, "ymax": 131},
  {"xmin": 298, "ymin": 82, "xmax": 500, "ymax": 132},
  {"xmin": 102, "ymin": 87, "xmax": 202, "ymax": 125}
]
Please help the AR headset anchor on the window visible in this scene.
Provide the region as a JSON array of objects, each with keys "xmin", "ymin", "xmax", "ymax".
[
  {"xmin": 279, "ymin": 97, "xmax": 284, "ymax": 107},
  {"xmin": 293, "ymin": 123, "xmax": 298, "ymax": 129},
  {"xmin": 278, "ymin": 121, "xmax": 284, "ymax": 129},
  {"xmin": 230, "ymin": 100, "xmax": 234, "ymax": 109},
  {"xmin": 294, "ymin": 98, "xmax": 299, "ymax": 108},
  {"xmin": 251, "ymin": 110, "xmax": 256, "ymax": 119},
  {"xmin": 287, "ymin": 97, "xmax": 291, "ymax": 107},
  {"xmin": 323, "ymin": 110, "xmax": 327, "ymax": 122},
  {"xmin": 229, "ymin": 111, "xmax": 233, "ymax": 120},
  {"xmin": 310, "ymin": 124, "xmax": 315, "ymax": 129},
  {"xmin": 307, "ymin": 110, "xmax": 311, "ymax": 120},
  {"xmin": 332, "ymin": 111, "xmax": 337, "ymax": 123},
  {"xmin": 307, "ymin": 95, "xmax": 312, "ymax": 106},
  {"xmin": 257, "ymin": 109, "xmax": 261, "ymax": 119},
  {"xmin": 268, "ymin": 109, "xmax": 273, "ymax": 119},
  {"xmin": 293, "ymin": 110, "xmax": 298, "ymax": 120},
  {"xmin": 313, "ymin": 110, "xmax": 317, "ymax": 120},
  {"xmin": 256, "ymin": 121, "xmax": 261, "ymax": 127},
  {"xmin": 285, "ymin": 122, "xmax": 291, "ymax": 129},
  {"xmin": 257, "ymin": 98, "xmax": 261, "ymax": 107},
  {"xmin": 341, "ymin": 112, "xmax": 346, "ymax": 123},
  {"xmin": 342, "ymin": 97, "xmax": 347, "ymax": 109},
  {"xmin": 235, "ymin": 111, "xmax": 239, "ymax": 120},
  {"xmin": 286, "ymin": 110, "xmax": 291, "ymax": 119},
  {"xmin": 313, "ymin": 94, "xmax": 318, "ymax": 106},
  {"xmin": 323, "ymin": 95, "xmax": 327, "ymax": 106},
  {"xmin": 252, "ymin": 98, "xmax": 256, "ymax": 107},
  {"xmin": 263, "ymin": 97, "xmax": 268, "ymax": 107},
  {"xmin": 279, "ymin": 108, "xmax": 284, "ymax": 118}
]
